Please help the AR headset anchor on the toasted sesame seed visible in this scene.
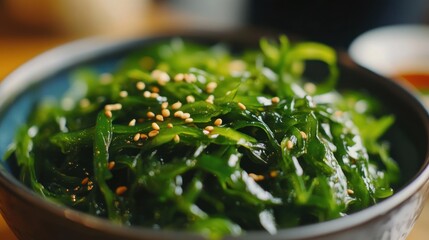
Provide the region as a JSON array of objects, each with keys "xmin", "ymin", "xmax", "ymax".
[
  {"xmin": 171, "ymin": 101, "xmax": 182, "ymax": 110},
  {"xmin": 206, "ymin": 82, "xmax": 218, "ymax": 93},
  {"xmin": 205, "ymin": 126, "xmax": 214, "ymax": 131},
  {"xmin": 156, "ymin": 114, "xmax": 164, "ymax": 122},
  {"xmin": 150, "ymin": 92, "xmax": 160, "ymax": 98},
  {"xmin": 249, "ymin": 173, "xmax": 264, "ymax": 181},
  {"xmin": 271, "ymin": 97, "xmax": 280, "ymax": 104},
  {"xmin": 148, "ymin": 130, "xmax": 159, "ymax": 137},
  {"xmin": 206, "ymin": 95, "xmax": 214, "ymax": 104},
  {"xmin": 105, "ymin": 103, "xmax": 122, "ymax": 111},
  {"xmin": 184, "ymin": 73, "xmax": 197, "ymax": 83},
  {"xmin": 300, "ymin": 131, "xmax": 308, "ymax": 140},
  {"xmin": 185, "ymin": 118, "xmax": 194, "ymax": 123},
  {"xmin": 173, "ymin": 134, "xmax": 180, "ymax": 143},
  {"xmin": 347, "ymin": 189, "xmax": 354, "ymax": 195},
  {"xmin": 152, "ymin": 70, "xmax": 170, "ymax": 86},
  {"xmin": 238, "ymin": 102, "xmax": 246, "ymax": 110},
  {"xmin": 128, "ymin": 119, "xmax": 136, "ymax": 126},
  {"xmin": 214, "ymin": 118, "xmax": 222, "ymax": 126},
  {"xmin": 161, "ymin": 102, "xmax": 169, "ymax": 109},
  {"xmin": 116, "ymin": 186, "xmax": 128, "ymax": 195},
  {"xmin": 182, "ymin": 112, "xmax": 191, "ymax": 119},
  {"xmin": 143, "ymin": 91, "xmax": 151, "ymax": 98},
  {"xmin": 81, "ymin": 177, "xmax": 89, "ymax": 185},
  {"xmin": 167, "ymin": 123, "xmax": 173, "ymax": 128},
  {"xmin": 147, "ymin": 111, "xmax": 155, "ymax": 118},
  {"xmin": 151, "ymin": 86, "xmax": 160, "ymax": 93},
  {"xmin": 162, "ymin": 109, "xmax": 170, "ymax": 117},
  {"xmin": 186, "ymin": 95, "xmax": 195, "ymax": 103},
  {"xmin": 136, "ymin": 81, "xmax": 145, "ymax": 90},
  {"xmin": 108, "ymin": 161, "xmax": 116, "ymax": 170},
  {"xmin": 269, "ymin": 170, "xmax": 279, "ymax": 178},
  {"xmin": 174, "ymin": 73, "xmax": 184, "ymax": 82},
  {"xmin": 140, "ymin": 133, "xmax": 148, "ymax": 140},
  {"xmin": 174, "ymin": 111, "xmax": 184, "ymax": 118},
  {"xmin": 133, "ymin": 133, "xmax": 141, "ymax": 141},
  {"xmin": 119, "ymin": 90, "xmax": 128, "ymax": 98},
  {"xmin": 286, "ymin": 140, "xmax": 294, "ymax": 150},
  {"xmin": 152, "ymin": 122, "xmax": 160, "ymax": 130},
  {"xmin": 104, "ymin": 110, "xmax": 113, "ymax": 118}
]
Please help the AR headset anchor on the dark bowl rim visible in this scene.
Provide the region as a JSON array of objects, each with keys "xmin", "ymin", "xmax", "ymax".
[{"xmin": 0, "ymin": 33, "xmax": 428, "ymax": 239}]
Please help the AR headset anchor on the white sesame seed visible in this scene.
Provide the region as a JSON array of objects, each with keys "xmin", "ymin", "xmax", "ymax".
[
  {"xmin": 286, "ymin": 140, "xmax": 294, "ymax": 150},
  {"xmin": 174, "ymin": 73, "xmax": 184, "ymax": 82},
  {"xmin": 171, "ymin": 101, "xmax": 182, "ymax": 110},
  {"xmin": 186, "ymin": 95, "xmax": 195, "ymax": 103},
  {"xmin": 104, "ymin": 110, "xmax": 112, "ymax": 118},
  {"xmin": 182, "ymin": 113, "xmax": 191, "ymax": 119},
  {"xmin": 167, "ymin": 123, "xmax": 173, "ymax": 128},
  {"xmin": 238, "ymin": 102, "xmax": 246, "ymax": 110},
  {"xmin": 136, "ymin": 81, "xmax": 146, "ymax": 90},
  {"xmin": 185, "ymin": 118, "xmax": 194, "ymax": 123},
  {"xmin": 133, "ymin": 133, "xmax": 141, "ymax": 142},
  {"xmin": 128, "ymin": 119, "xmax": 136, "ymax": 126},
  {"xmin": 173, "ymin": 134, "xmax": 180, "ymax": 143},
  {"xmin": 206, "ymin": 82, "xmax": 218, "ymax": 93},
  {"xmin": 150, "ymin": 92, "xmax": 159, "ymax": 98},
  {"xmin": 105, "ymin": 103, "xmax": 122, "ymax": 111},
  {"xmin": 347, "ymin": 189, "xmax": 354, "ymax": 195},
  {"xmin": 152, "ymin": 122, "xmax": 160, "ymax": 130},
  {"xmin": 184, "ymin": 73, "xmax": 197, "ymax": 83},
  {"xmin": 206, "ymin": 95, "xmax": 214, "ymax": 104},
  {"xmin": 214, "ymin": 118, "xmax": 222, "ymax": 126},
  {"xmin": 203, "ymin": 130, "xmax": 210, "ymax": 135},
  {"xmin": 205, "ymin": 126, "xmax": 214, "ymax": 131},
  {"xmin": 300, "ymin": 131, "xmax": 308, "ymax": 140},
  {"xmin": 162, "ymin": 109, "xmax": 170, "ymax": 117}
]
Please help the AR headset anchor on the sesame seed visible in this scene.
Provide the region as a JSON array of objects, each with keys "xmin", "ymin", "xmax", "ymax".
[
  {"xmin": 119, "ymin": 90, "xmax": 128, "ymax": 98},
  {"xmin": 347, "ymin": 189, "xmax": 354, "ymax": 195},
  {"xmin": 184, "ymin": 73, "xmax": 197, "ymax": 83},
  {"xmin": 185, "ymin": 118, "xmax": 194, "ymax": 123},
  {"xmin": 186, "ymin": 95, "xmax": 195, "ymax": 103},
  {"xmin": 140, "ymin": 133, "xmax": 148, "ymax": 140},
  {"xmin": 206, "ymin": 95, "xmax": 214, "ymax": 104},
  {"xmin": 136, "ymin": 81, "xmax": 145, "ymax": 90},
  {"xmin": 214, "ymin": 118, "xmax": 222, "ymax": 126},
  {"xmin": 300, "ymin": 131, "xmax": 308, "ymax": 140},
  {"xmin": 205, "ymin": 126, "xmax": 214, "ymax": 131},
  {"xmin": 269, "ymin": 170, "xmax": 279, "ymax": 178},
  {"xmin": 249, "ymin": 173, "xmax": 264, "ymax": 181},
  {"xmin": 152, "ymin": 70, "xmax": 170, "ymax": 86},
  {"xmin": 174, "ymin": 111, "xmax": 184, "ymax": 118},
  {"xmin": 133, "ymin": 133, "xmax": 141, "ymax": 141},
  {"xmin": 161, "ymin": 102, "xmax": 169, "ymax": 109},
  {"xmin": 206, "ymin": 82, "xmax": 218, "ymax": 93},
  {"xmin": 156, "ymin": 114, "xmax": 164, "ymax": 122},
  {"xmin": 286, "ymin": 140, "xmax": 294, "ymax": 150},
  {"xmin": 304, "ymin": 82, "xmax": 316, "ymax": 94},
  {"xmin": 151, "ymin": 86, "xmax": 160, "ymax": 93},
  {"xmin": 150, "ymin": 92, "xmax": 159, "ymax": 98},
  {"xmin": 238, "ymin": 102, "xmax": 246, "ymax": 110},
  {"xmin": 203, "ymin": 130, "xmax": 210, "ymax": 135},
  {"xmin": 271, "ymin": 97, "xmax": 280, "ymax": 104},
  {"xmin": 167, "ymin": 123, "xmax": 173, "ymax": 128},
  {"xmin": 147, "ymin": 111, "xmax": 155, "ymax": 118},
  {"xmin": 128, "ymin": 119, "xmax": 136, "ymax": 126},
  {"xmin": 152, "ymin": 122, "xmax": 160, "ymax": 130},
  {"xmin": 104, "ymin": 110, "xmax": 113, "ymax": 118},
  {"xmin": 115, "ymin": 186, "xmax": 128, "ymax": 195},
  {"xmin": 174, "ymin": 73, "xmax": 184, "ymax": 82},
  {"xmin": 148, "ymin": 130, "xmax": 159, "ymax": 137},
  {"xmin": 143, "ymin": 91, "xmax": 151, "ymax": 98},
  {"xmin": 182, "ymin": 112, "xmax": 191, "ymax": 119},
  {"xmin": 81, "ymin": 177, "xmax": 89, "ymax": 185},
  {"xmin": 162, "ymin": 109, "xmax": 170, "ymax": 117},
  {"xmin": 105, "ymin": 103, "xmax": 122, "ymax": 111},
  {"xmin": 108, "ymin": 161, "xmax": 116, "ymax": 170},
  {"xmin": 173, "ymin": 134, "xmax": 180, "ymax": 143},
  {"xmin": 171, "ymin": 101, "xmax": 182, "ymax": 110}
]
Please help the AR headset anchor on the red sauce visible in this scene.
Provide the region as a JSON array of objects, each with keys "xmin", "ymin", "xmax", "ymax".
[{"xmin": 395, "ymin": 72, "xmax": 429, "ymax": 90}]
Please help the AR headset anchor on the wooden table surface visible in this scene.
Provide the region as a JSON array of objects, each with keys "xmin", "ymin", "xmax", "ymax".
[{"xmin": 0, "ymin": 33, "xmax": 428, "ymax": 240}]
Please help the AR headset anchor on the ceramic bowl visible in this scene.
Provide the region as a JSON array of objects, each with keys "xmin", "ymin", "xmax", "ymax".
[{"xmin": 0, "ymin": 34, "xmax": 428, "ymax": 240}]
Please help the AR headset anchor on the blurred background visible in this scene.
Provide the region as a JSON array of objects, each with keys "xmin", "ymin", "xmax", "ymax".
[{"xmin": 0, "ymin": 0, "xmax": 428, "ymax": 239}]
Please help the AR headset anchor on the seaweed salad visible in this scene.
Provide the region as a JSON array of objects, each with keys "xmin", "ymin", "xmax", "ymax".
[{"xmin": 5, "ymin": 36, "xmax": 399, "ymax": 238}]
